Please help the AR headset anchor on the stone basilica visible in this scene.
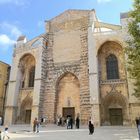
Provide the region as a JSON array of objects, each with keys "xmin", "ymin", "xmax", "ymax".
[{"xmin": 4, "ymin": 9, "xmax": 140, "ymax": 126}]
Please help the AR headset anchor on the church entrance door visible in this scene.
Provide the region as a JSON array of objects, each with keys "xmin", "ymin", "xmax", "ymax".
[
  {"xmin": 109, "ymin": 108, "xmax": 123, "ymax": 125},
  {"xmin": 63, "ymin": 107, "xmax": 75, "ymax": 122},
  {"xmin": 25, "ymin": 110, "xmax": 31, "ymax": 124}
]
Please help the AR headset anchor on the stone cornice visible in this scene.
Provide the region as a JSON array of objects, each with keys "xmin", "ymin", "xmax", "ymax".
[
  {"xmin": 100, "ymin": 79, "xmax": 126, "ymax": 85},
  {"xmin": 9, "ymin": 80, "xmax": 16, "ymax": 83}
]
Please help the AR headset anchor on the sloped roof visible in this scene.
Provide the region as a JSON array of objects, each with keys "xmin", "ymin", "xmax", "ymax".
[
  {"xmin": 0, "ymin": 60, "xmax": 10, "ymax": 66},
  {"xmin": 49, "ymin": 9, "xmax": 91, "ymax": 24},
  {"xmin": 17, "ymin": 35, "xmax": 26, "ymax": 41}
]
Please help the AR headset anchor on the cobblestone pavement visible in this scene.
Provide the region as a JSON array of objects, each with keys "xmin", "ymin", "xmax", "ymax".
[{"xmin": 0, "ymin": 125, "xmax": 139, "ymax": 140}]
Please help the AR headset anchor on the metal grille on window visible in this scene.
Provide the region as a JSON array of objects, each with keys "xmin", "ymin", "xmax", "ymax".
[
  {"xmin": 28, "ymin": 66, "xmax": 35, "ymax": 87},
  {"xmin": 106, "ymin": 54, "xmax": 119, "ymax": 80}
]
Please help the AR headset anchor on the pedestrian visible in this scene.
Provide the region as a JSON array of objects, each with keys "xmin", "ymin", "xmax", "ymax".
[
  {"xmin": 66, "ymin": 117, "xmax": 70, "ymax": 129},
  {"xmin": 0, "ymin": 117, "xmax": 2, "ymax": 126},
  {"xmin": 0, "ymin": 130, "xmax": 2, "ymax": 140},
  {"xmin": 76, "ymin": 116, "xmax": 80, "ymax": 129},
  {"xmin": 59, "ymin": 117, "xmax": 62, "ymax": 126},
  {"xmin": 61, "ymin": 117, "xmax": 65, "ymax": 126},
  {"xmin": 70, "ymin": 117, "xmax": 73, "ymax": 129},
  {"xmin": 57, "ymin": 116, "xmax": 60, "ymax": 126},
  {"xmin": 136, "ymin": 117, "xmax": 139, "ymax": 128},
  {"xmin": 41, "ymin": 117, "xmax": 44, "ymax": 125},
  {"xmin": 138, "ymin": 117, "xmax": 140, "ymax": 140},
  {"xmin": 33, "ymin": 118, "xmax": 38, "ymax": 133},
  {"xmin": 2, "ymin": 126, "xmax": 10, "ymax": 139},
  {"xmin": 36, "ymin": 119, "xmax": 40, "ymax": 133},
  {"xmin": 88, "ymin": 117, "xmax": 94, "ymax": 135}
]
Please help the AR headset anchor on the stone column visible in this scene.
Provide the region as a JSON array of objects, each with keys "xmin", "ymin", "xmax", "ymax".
[
  {"xmin": 88, "ymin": 10, "xmax": 100, "ymax": 126},
  {"xmin": 4, "ymin": 57, "xmax": 21, "ymax": 125},
  {"xmin": 31, "ymin": 46, "xmax": 42, "ymax": 124}
]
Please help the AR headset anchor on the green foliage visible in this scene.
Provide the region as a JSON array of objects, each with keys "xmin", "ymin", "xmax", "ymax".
[{"xmin": 126, "ymin": 0, "xmax": 140, "ymax": 99}]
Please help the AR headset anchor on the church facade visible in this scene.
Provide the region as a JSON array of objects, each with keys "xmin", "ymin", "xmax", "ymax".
[{"xmin": 4, "ymin": 9, "xmax": 140, "ymax": 126}]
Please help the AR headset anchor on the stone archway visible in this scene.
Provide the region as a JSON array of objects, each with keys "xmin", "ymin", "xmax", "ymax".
[
  {"xmin": 20, "ymin": 97, "xmax": 32, "ymax": 124},
  {"xmin": 101, "ymin": 93, "xmax": 128, "ymax": 126},
  {"xmin": 97, "ymin": 41, "xmax": 129, "ymax": 126},
  {"xmin": 18, "ymin": 54, "xmax": 36, "ymax": 89},
  {"xmin": 55, "ymin": 73, "xmax": 80, "ymax": 122},
  {"xmin": 15, "ymin": 53, "xmax": 35, "ymax": 124},
  {"xmin": 97, "ymin": 41, "xmax": 125, "ymax": 81}
]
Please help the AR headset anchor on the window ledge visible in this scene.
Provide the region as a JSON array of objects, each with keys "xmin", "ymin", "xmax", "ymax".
[{"xmin": 20, "ymin": 87, "xmax": 34, "ymax": 90}]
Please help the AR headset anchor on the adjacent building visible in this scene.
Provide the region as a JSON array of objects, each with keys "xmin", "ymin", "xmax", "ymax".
[
  {"xmin": 0, "ymin": 61, "xmax": 10, "ymax": 122},
  {"xmin": 4, "ymin": 10, "xmax": 140, "ymax": 126}
]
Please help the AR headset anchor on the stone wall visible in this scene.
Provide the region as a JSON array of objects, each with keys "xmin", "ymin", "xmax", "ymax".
[
  {"xmin": 40, "ymin": 14, "xmax": 91, "ymax": 124},
  {"xmin": 0, "ymin": 62, "xmax": 10, "ymax": 118}
]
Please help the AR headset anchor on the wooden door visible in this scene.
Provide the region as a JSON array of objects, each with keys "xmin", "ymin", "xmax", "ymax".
[
  {"xmin": 109, "ymin": 108, "xmax": 123, "ymax": 125},
  {"xmin": 25, "ymin": 110, "xmax": 31, "ymax": 124}
]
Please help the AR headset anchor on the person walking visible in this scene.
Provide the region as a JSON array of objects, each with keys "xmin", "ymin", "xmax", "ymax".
[
  {"xmin": 66, "ymin": 117, "xmax": 70, "ymax": 129},
  {"xmin": 36, "ymin": 119, "xmax": 40, "ymax": 133},
  {"xmin": 2, "ymin": 126, "xmax": 10, "ymax": 139},
  {"xmin": 0, "ymin": 130, "xmax": 2, "ymax": 140},
  {"xmin": 33, "ymin": 118, "xmax": 38, "ymax": 133},
  {"xmin": 138, "ymin": 117, "xmax": 140, "ymax": 140},
  {"xmin": 136, "ymin": 117, "xmax": 139, "ymax": 128},
  {"xmin": 0, "ymin": 117, "xmax": 2, "ymax": 126},
  {"xmin": 88, "ymin": 117, "xmax": 94, "ymax": 135},
  {"xmin": 70, "ymin": 117, "xmax": 73, "ymax": 129},
  {"xmin": 41, "ymin": 117, "xmax": 44, "ymax": 125},
  {"xmin": 76, "ymin": 116, "xmax": 80, "ymax": 129}
]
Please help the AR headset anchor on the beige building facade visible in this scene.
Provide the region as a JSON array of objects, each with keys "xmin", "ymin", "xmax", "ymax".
[
  {"xmin": 0, "ymin": 61, "xmax": 10, "ymax": 122},
  {"xmin": 4, "ymin": 10, "xmax": 140, "ymax": 126}
]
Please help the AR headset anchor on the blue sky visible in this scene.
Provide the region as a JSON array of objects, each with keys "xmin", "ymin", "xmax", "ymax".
[{"xmin": 0, "ymin": 0, "xmax": 132, "ymax": 65}]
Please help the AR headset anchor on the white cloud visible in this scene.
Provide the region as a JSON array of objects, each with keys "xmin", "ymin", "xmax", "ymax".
[
  {"xmin": 0, "ymin": 0, "xmax": 28, "ymax": 6},
  {"xmin": 97, "ymin": 0, "xmax": 112, "ymax": 3},
  {"xmin": 0, "ymin": 22, "xmax": 22, "ymax": 51},
  {"xmin": 0, "ymin": 22, "xmax": 22, "ymax": 38},
  {"xmin": 0, "ymin": 34, "xmax": 15, "ymax": 51},
  {"xmin": 0, "ymin": 34, "xmax": 15, "ymax": 45}
]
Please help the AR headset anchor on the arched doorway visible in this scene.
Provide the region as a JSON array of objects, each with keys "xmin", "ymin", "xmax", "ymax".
[
  {"xmin": 101, "ymin": 93, "xmax": 127, "ymax": 126},
  {"xmin": 56, "ymin": 73, "xmax": 80, "ymax": 122},
  {"xmin": 20, "ymin": 97, "xmax": 32, "ymax": 124},
  {"xmin": 16, "ymin": 53, "xmax": 35, "ymax": 124}
]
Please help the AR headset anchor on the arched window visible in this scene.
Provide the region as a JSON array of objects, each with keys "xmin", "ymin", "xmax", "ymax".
[
  {"xmin": 28, "ymin": 66, "xmax": 35, "ymax": 87},
  {"xmin": 106, "ymin": 54, "xmax": 119, "ymax": 80}
]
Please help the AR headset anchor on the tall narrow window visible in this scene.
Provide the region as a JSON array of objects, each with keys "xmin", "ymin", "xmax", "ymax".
[
  {"xmin": 106, "ymin": 54, "xmax": 119, "ymax": 79},
  {"xmin": 28, "ymin": 66, "xmax": 35, "ymax": 87},
  {"xmin": 21, "ymin": 70, "xmax": 25, "ymax": 88}
]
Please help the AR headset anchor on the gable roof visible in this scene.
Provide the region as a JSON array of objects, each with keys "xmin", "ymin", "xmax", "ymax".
[
  {"xmin": 17, "ymin": 35, "xmax": 26, "ymax": 41},
  {"xmin": 49, "ymin": 9, "xmax": 91, "ymax": 24}
]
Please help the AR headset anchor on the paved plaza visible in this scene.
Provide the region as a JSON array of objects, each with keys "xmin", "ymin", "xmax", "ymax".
[{"xmin": 0, "ymin": 124, "xmax": 139, "ymax": 140}]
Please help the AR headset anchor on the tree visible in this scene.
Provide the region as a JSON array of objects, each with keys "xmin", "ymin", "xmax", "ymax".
[{"xmin": 126, "ymin": 0, "xmax": 140, "ymax": 99}]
